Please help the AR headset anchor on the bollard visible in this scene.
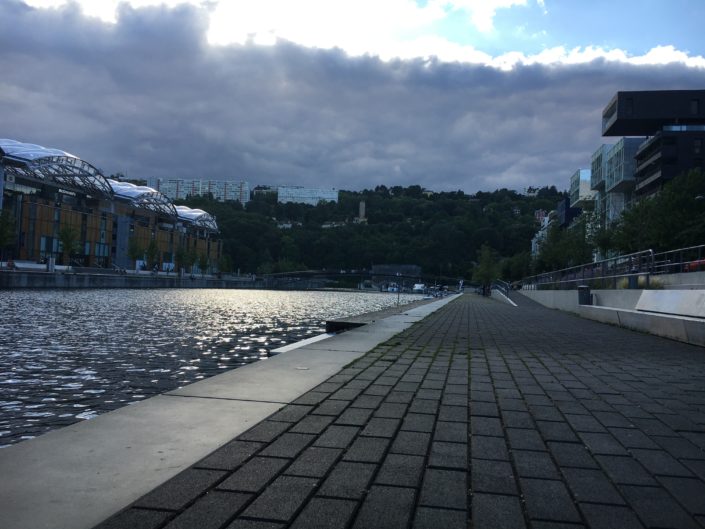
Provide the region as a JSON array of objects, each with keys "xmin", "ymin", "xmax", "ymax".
[{"xmin": 578, "ymin": 285, "xmax": 592, "ymax": 305}]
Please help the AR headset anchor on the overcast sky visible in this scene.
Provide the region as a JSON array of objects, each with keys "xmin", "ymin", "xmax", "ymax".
[{"xmin": 2, "ymin": 0, "xmax": 704, "ymax": 193}]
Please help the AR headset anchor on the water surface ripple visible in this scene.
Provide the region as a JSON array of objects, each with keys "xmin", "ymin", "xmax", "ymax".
[{"xmin": 0, "ymin": 288, "xmax": 420, "ymax": 447}]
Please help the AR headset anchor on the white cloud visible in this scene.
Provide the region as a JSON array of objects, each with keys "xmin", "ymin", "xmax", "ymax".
[{"xmin": 17, "ymin": 0, "xmax": 705, "ymax": 69}]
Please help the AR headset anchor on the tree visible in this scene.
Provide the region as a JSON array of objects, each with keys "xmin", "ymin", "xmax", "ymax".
[
  {"xmin": 473, "ymin": 244, "xmax": 499, "ymax": 295},
  {"xmin": 145, "ymin": 239, "xmax": 159, "ymax": 270},
  {"xmin": 197, "ymin": 253, "xmax": 209, "ymax": 277},
  {"xmin": 0, "ymin": 210, "xmax": 15, "ymax": 264},
  {"xmin": 127, "ymin": 237, "xmax": 144, "ymax": 270},
  {"xmin": 58, "ymin": 225, "xmax": 81, "ymax": 265}
]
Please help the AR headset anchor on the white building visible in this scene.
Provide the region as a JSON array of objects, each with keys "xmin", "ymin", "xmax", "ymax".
[
  {"xmin": 277, "ymin": 185, "xmax": 338, "ymax": 205},
  {"xmin": 151, "ymin": 178, "xmax": 250, "ymax": 204}
]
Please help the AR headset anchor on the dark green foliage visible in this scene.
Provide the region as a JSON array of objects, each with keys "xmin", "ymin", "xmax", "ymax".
[
  {"xmin": 610, "ymin": 169, "xmax": 705, "ymax": 253},
  {"xmin": 177, "ymin": 185, "xmax": 562, "ymax": 277}
]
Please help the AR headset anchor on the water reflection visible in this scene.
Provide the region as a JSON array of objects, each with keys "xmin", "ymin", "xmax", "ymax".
[{"xmin": 0, "ymin": 289, "xmax": 420, "ymax": 447}]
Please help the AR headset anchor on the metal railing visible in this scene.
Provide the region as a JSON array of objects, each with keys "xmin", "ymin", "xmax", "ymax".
[
  {"xmin": 491, "ymin": 278, "xmax": 511, "ymax": 297},
  {"xmin": 522, "ymin": 249, "xmax": 655, "ymax": 290},
  {"xmin": 521, "ymin": 243, "xmax": 705, "ymax": 290}
]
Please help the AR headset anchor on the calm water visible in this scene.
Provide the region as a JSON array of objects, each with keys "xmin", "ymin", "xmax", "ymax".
[{"xmin": 0, "ymin": 289, "xmax": 421, "ymax": 447}]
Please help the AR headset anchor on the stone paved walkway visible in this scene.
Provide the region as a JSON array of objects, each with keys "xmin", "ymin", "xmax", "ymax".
[{"xmin": 95, "ymin": 293, "xmax": 705, "ymax": 529}]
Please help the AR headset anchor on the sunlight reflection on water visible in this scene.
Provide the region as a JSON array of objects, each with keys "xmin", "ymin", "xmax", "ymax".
[{"xmin": 0, "ymin": 288, "xmax": 420, "ymax": 447}]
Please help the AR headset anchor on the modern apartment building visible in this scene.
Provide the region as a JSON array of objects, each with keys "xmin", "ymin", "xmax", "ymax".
[
  {"xmin": 277, "ymin": 186, "xmax": 338, "ymax": 205},
  {"xmin": 568, "ymin": 169, "xmax": 593, "ymax": 209},
  {"xmin": 602, "ymin": 90, "xmax": 705, "ymax": 198},
  {"xmin": 604, "ymin": 137, "xmax": 643, "ymax": 224},
  {"xmin": 590, "ymin": 144, "xmax": 612, "ymax": 228}
]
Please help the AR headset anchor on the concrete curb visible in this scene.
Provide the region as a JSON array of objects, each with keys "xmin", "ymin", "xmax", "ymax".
[{"xmin": 0, "ymin": 294, "xmax": 460, "ymax": 529}]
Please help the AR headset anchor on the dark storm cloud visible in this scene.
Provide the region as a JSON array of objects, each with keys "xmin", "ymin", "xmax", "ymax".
[{"xmin": 1, "ymin": 1, "xmax": 704, "ymax": 193}]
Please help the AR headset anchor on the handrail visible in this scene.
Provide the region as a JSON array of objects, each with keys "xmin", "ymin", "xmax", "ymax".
[
  {"xmin": 522, "ymin": 249, "xmax": 655, "ymax": 290},
  {"xmin": 522, "ymin": 243, "xmax": 705, "ymax": 290},
  {"xmin": 491, "ymin": 278, "xmax": 511, "ymax": 297}
]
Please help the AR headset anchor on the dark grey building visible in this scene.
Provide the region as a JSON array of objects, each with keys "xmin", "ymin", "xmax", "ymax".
[{"xmin": 602, "ymin": 90, "xmax": 705, "ymax": 197}]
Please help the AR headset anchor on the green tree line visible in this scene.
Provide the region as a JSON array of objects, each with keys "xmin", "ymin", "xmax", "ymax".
[{"xmin": 179, "ymin": 185, "xmax": 565, "ymax": 280}]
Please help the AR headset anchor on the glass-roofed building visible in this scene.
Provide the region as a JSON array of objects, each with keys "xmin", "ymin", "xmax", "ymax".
[{"xmin": 0, "ymin": 139, "xmax": 220, "ymax": 272}]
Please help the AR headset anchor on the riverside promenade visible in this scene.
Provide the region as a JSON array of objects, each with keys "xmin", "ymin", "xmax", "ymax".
[{"xmin": 72, "ymin": 294, "xmax": 705, "ymax": 527}]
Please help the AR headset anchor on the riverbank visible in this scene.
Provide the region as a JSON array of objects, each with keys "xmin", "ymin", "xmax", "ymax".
[{"xmin": 0, "ymin": 294, "xmax": 460, "ymax": 529}]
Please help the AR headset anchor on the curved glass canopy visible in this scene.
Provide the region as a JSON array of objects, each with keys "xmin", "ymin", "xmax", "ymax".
[
  {"xmin": 0, "ymin": 139, "xmax": 113, "ymax": 198},
  {"xmin": 175, "ymin": 205, "xmax": 219, "ymax": 232},
  {"xmin": 108, "ymin": 179, "xmax": 178, "ymax": 219}
]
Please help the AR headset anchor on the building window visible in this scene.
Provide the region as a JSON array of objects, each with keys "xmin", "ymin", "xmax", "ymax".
[
  {"xmin": 694, "ymin": 138, "xmax": 703, "ymax": 155},
  {"xmin": 691, "ymin": 99, "xmax": 700, "ymax": 115}
]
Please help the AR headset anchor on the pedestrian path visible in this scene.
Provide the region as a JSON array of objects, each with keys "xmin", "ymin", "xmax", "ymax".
[{"xmin": 96, "ymin": 293, "xmax": 705, "ymax": 529}]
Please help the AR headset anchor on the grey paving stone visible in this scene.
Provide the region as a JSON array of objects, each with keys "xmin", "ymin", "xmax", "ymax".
[
  {"xmin": 402, "ymin": 413, "xmax": 436, "ymax": 432},
  {"xmin": 164, "ymin": 491, "xmax": 251, "ymax": 529},
  {"xmin": 506, "ymin": 428, "xmax": 546, "ymax": 451},
  {"xmin": 335, "ymin": 407, "xmax": 374, "ymax": 426},
  {"xmin": 630, "ymin": 417, "xmax": 678, "ymax": 437},
  {"xmin": 412, "ymin": 507, "xmax": 466, "ymax": 529},
  {"xmin": 658, "ymin": 476, "xmax": 705, "ymax": 515},
  {"xmin": 548, "ymin": 442, "xmax": 599, "ymax": 469},
  {"xmin": 620, "ymin": 484, "xmax": 700, "ymax": 529},
  {"xmin": 419, "ymin": 468, "xmax": 467, "ymax": 510},
  {"xmin": 595, "ymin": 455, "xmax": 658, "ymax": 486},
  {"xmin": 360, "ymin": 417, "xmax": 400, "ymax": 438},
  {"xmin": 520, "ymin": 478, "xmax": 581, "ymax": 523},
  {"xmin": 579, "ymin": 504, "xmax": 644, "ymax": 529},
  {"xmin": 219, "ymin": 457, "xmax": 289, "ymax": 493},
  {"xmin": 593, "ymin": 411, "xmax": 633, "ymax": 428},
  {"xmin": 238, "ymin": 421, "xmax": 290, "ymax": 443},
  {"xmin": 472, "ymin": 493, "xmax": 526, "ymax": 529},
  {"xmin": 682, "ymin": 459, "xmax": 705, "ymax": 481},
  {"xmin": 630, "ymin": 448, "xmax": 694, "ymax": 476},
  {"xmin": 560, "ymin": 467, "xmax": 625, "ymax": 505},
  {"xmin": 428, "ymin": 441, "xmax": 467, "ymax": 469},
  {"xmin": 530, "ymin": 405, "xmax": 564, "ymax": 422},
  {"xmin": 241, "ymin": 476, "xmax": 318, "ymax": 522},
  {"xmin": 259, "ymin": 433, "xmax": 315, "ymax": 458},
  {"xmin": 439, "ymin": 405, "xmax": 468, "ymax": 422},
  {"xmin": 652, "ymin": 435, "xmax": 705, "ymax": 459},
  {"xmin": 269, "ymin": 405, "xmax": 313, "ymax": 423},
  {"xmin": 352, "ymin": 485, "xmax": 415, "ymax": 529},
  {"xmin": 471, "ymin": 458, "xmax": 518, "ymax": 495},
  {"xmin": 578, "ymin": 432, "xmax": 628, "ymax": 456},
  {"xmin": 318, "ymin": 461, "xmax": 376, "ymax": 499},
  {"xmin": 442, "ymin": 393, "xmax": 467, "ymax": 406},
  {"xmin": 349, "ymin": 394, "xmax": 384, "ymax": 409},
  {"xmin": 292, "ymin": 391, "xmax": 328, "ymax": 406},
  {"xmin": 376, "ymin": 453, "xmax": 425, "ymax": 487},
  {"xmin": 289, "ymin": 414, "xmax": 335, "ymax": 435},
  {"xmin": 314, "ymin": 425, "xmax": 360, "ymax": 448},
  {"xmin": 94, "ymin": 508, "xmax": 172, "ymax": 529},
  {"xmin": 391, "ymin": 431, "xmax": 432, "ymax": 456},
  {"xmin": 134, "ymin": 469, "xmax": 226, "ymax": 511},
  {"xmin": 344, "ymin": 436, "xmax": 390, "ymax": 463},
  {"xmin": 502, "ymin": 411, "xmax": 534, "ymax": 428},
  {"xmin": 434, "ymin": 421, "xmax": 468, "ymax": 443},
  {"xmin": 471, "ymin": 401, "xmax": 500, "ymax": 417},
  {"xmin": 375, "ymin": 402, "xmax": 409, "ymax": 418},
  {"xmin": 329, "ymin": 389, "xmax": 362, "ymax": 403},
  {"xmin": 472, "ymin": 435, "xmax": 509, "ymax": 460},
  {"xmin": 536, "ymin": 421, "xmax": 579, "ymax": 442},
  {"xmin": 314, "ymin": 382, "xmax": 344, "ymax": 393},
  {"xmin": 472, "ymin": 417, "xmax": 503, "ymax": 436},
  {"xmin": 409, "ymin": 398, "xmax": 440, "ymax": 415},
  {"xmin": 195, "ymin": 440, "xmax": 263, "ymax": 471},
  {"xmin": 364, "ymin": 384, "xmax": 393, "ymax": 397},
  {"xmin": 385, "ymin": 391, "xmax": 415, "ymax": 404},
  {"xmin": 286, "ymin": 447, "xmax": 342, "ymax": 478},
  {"xmin": 564, "ymin": 414, "xmax": 607, "ymax": 433},
  {"xmin": 312, "ymin": 399, "xmax": 349, "ymax": 416},
  {"xmin": 608, "ymin": 427, "xmax": 659, "ymax": 449},
  {"xmin": 513, "ymin": 450, "xmax": 560, "ymax": 479},
  {"xmin": 289, "ymin": 497, "xmax": 357, "ymax": 529}
]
